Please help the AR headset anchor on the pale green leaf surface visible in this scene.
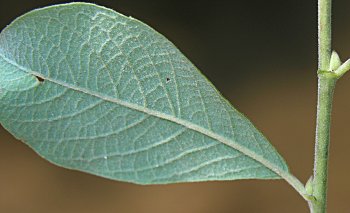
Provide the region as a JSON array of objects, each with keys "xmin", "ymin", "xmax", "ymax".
[{"xmin": 0, "ymin": 3, "xmax": 289, "ymax": 183}]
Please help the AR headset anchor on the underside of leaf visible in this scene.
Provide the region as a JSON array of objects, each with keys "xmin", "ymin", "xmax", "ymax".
[{"xmin": 0, "ymin": 2, "xmax": 289, "ymax": 184}]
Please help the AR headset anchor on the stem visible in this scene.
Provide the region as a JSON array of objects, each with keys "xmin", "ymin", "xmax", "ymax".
[
  {"xmin": 310, "ymin": 0, "xmax": 334, "ymax": 212},
  {"xmin": 311, "ymin": 72, "xmax": 337, "ymax": 213},
  {"xmin": 334, "ymin": 58, "xmax": 350, "ymax": 77},
  {"xmin": 318, "ymin": 0, "xmax": 332, "ymax": 71}
]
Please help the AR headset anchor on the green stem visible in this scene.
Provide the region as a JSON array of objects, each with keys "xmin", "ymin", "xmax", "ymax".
[
  {"xmin": 310, "ymin": 0, "xmax": 334, "ymax": 212},
  {"xmin": 318, "ymin": 0, "xmax": 332, "ymax": 71},
  {"xmin": 311, "ymin": 72, "xmax": 337, "ymax": 213}
]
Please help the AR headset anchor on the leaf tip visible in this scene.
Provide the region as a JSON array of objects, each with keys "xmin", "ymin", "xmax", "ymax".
[
  {"xmin": 305, "ymin": 176, "xmax": 313, "ymax": 195},
  {"xmin": 329, "ymin": 51, "xmax": 342, "ymax": 71}
]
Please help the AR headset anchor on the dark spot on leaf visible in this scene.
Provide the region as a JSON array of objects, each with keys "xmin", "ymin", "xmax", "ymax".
[
  {"xmin": 35, "ymin": 75, "xmax": 44, "ymax": 83},
  {"xmin": 166, "ymin": 77, "xmax": 170, "ymax": 83}
]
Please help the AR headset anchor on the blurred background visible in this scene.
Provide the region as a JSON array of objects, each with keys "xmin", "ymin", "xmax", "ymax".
[{"xmin": 1, "ymin": 0, "xmax": 350, "ymax": 212}]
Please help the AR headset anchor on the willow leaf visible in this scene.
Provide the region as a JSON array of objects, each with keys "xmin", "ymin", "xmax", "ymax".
[{"xmin": 0, "ymin": 3, "xmax": 290, "ymax": 184}]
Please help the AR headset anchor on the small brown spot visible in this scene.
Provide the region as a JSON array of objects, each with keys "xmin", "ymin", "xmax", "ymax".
[{"xmin": 35, "ymin": 75, "xmax": 45, "ymax": 83}]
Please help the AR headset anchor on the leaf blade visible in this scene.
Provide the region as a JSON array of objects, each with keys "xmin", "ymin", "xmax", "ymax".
[{"xmin": 0, "ymin": 2, "xmax": 289, "ymax": 184}]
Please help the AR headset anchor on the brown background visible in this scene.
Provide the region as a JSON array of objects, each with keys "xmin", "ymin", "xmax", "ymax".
[{"xmin": 1, "ymin": 0, "xmax": 350, "ymax": 212}]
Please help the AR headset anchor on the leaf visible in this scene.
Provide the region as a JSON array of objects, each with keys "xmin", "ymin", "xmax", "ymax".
[{"xmin": 0, "ymin": 3, "xmax": 289, "ymax": 184}]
